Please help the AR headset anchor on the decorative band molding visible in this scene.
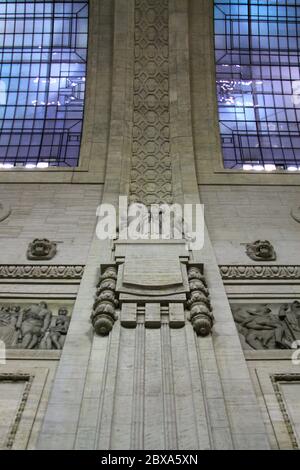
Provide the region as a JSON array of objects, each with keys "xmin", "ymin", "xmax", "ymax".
[
  {"xmin": 220, "ymin": 265, "xmax": 300, "ymax": 281},
  {"xmin": 0, "ymin": 265, "xmax": 85, "ymax": 280},
  {"xmin": 271, "ymin": 374, "xmax": 300, "ymax": 450},
  {"xmin": 0, "ymin": 373, "xmax": 34, "ymax": 449}
]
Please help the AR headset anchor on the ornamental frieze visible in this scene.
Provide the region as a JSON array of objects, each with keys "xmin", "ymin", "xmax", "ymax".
[
  {"xmin": 0, "ymin": 265, "xmax": 84, "ymax": 280},
  {"xmin": 220, "ymin": 265, "xmax": 300, "ymax": 281}
]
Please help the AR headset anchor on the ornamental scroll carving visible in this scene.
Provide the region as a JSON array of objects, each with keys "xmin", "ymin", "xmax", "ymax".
[
  {"xmin": 0, "ymin": 303, "xmax": 70, "ymax": 350},
  {"xmin": 220, "ymin": 265, "xmax": 300, "ymax": 281},
  {"xmin": 91, "ymin": 266, "xmax": 119, "ymax": 336},
  {"xmin": 232, "ymin": 302, "xmax": 300, "ymax": 350},
  {"xmin": 0, "ymin": 265, "xmax": 84, "ymax": 280},
  {"xmin": 130, "ymin": 0, "xmax": 173, "ymax": 206},
  {"xmin": 186, "ymin": 266, "xmax": 214, "ymax": 337}
]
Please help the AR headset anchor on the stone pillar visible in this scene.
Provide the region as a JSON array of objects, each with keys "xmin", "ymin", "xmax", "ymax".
[{"xmin": 37, "ymin": 0, "xmax": 270, "ymax": 450}]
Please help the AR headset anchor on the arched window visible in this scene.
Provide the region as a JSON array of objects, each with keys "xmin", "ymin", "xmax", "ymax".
[
  {"xmin": 0, "ymin": 1, "xmax": 88, "ymax": 168},
  {"xmin": 215, "ymin": 0, "xmax": 300, "ymax": 171}
]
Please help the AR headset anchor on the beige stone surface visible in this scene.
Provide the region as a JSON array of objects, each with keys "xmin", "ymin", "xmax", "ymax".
[
  {"xmin": 1, "ymin": 0, "xmax": 294, "ymax": 452},
  {"xmin": 200, "ymin": 185, "xmax": 300, "ymax": 266},
  {"xmin": 0, "ymin": 184, "xmax": 102, "ymax": 265}
]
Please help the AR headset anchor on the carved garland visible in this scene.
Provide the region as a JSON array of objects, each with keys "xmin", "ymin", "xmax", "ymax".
[
  {"xmin": 271, "ymin": 374, "xmax": 300, "ymax": 450},
  {"xmin": 186, "ymin": 266, "xmax": 214, "ymax": 337},
  {"xmin": 0, "ymin": 265, "xmax": 84, "ymax": 280},
  {"xmin": 220, "ymin": 265, "xmax": 300, "ymax": 281},
  {"xmin": 91, "ymin": 266, "xmax": 119, "ymax": 336}
]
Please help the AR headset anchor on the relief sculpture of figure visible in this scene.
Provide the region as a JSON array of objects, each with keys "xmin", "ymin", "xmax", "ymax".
[
  {"xmin": 0, "ymin": 305, "xmax": 20, "ymax": 347},
  {"xmin": 233, "ymin": 304, "xmax": 291, "ymax": 350},
  {"xmin": 46, "ymin": 307, "xmax": 70, "ymax": 350},
  {"xmin": 19, "ymin": 302, "xmax": 52, "ymax": 349},
  {"xmin": 279, "ymin": 301, "xmax": 300, "ymax": 342}
]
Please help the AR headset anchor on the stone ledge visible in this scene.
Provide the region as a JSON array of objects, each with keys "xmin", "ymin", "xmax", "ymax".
[
  {"xmin": 5, "ymin": 350, "xmax": 62, "ymax": 361},
  {"xmin": 244, "ymin": 350, "xmax": 295, "ymax": 361}
]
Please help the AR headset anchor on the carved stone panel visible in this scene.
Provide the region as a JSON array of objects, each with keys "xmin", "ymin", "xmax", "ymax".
[
  {"xmin": 0, "ymin": 302, "xmax": 71, "ymax": 350},
  {"xmin": 0, "ymin": 375, "xmax": 33, "ymax": 449},
  {"xmin": 232, "ymin": 302, "xmax": 300, "ymax": 350},
  {"xmin": 0, "ymin": 369, "xmax": 48, "ymax": 450},
  {"xmin": 130, "ymin": 0, "xmax": 173, "ymax": 206}
]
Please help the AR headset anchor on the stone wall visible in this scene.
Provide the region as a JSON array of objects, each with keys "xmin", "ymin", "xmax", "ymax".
[
  {"xmin": 0, "ymin": 353, "xmax": 60, "ymax": 450},
  {"xmin": 200, "ymin": 185, "xmax": 300, "ymax": 266},
  {"xmin": 0, "ymin": 184, "xmax": 102, "ymax": 265}
]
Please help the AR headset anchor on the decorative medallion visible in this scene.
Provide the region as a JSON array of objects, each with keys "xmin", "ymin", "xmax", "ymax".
[
  {"xmin": 246, "ymin": 240, "xmax": 276, "ymax": 262},
  {"xmin": 27, "ymin": 239, "xmax": 57, "ymax": 261}
]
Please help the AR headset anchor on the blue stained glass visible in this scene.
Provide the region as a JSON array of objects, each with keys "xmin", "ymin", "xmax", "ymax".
[
  {"xmin": 214, "ymin": 0, "xmax": 300, "ymax": 170},
  {"xmin": 0, "ymin": 0, "xmax": 88, "ymax": 168}
]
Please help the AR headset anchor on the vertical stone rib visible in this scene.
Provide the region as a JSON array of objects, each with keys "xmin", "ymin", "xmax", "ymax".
[
  {"xmin": 144, "ymin": 328, "xmax": 164, "ymax": 449},
  {"xmin": 161, "ymin": 321, "xmax": 178, "ymax": 449},
  {"xmin": 110, "ymin": 328, "xmax": 135, "ymax": 450},
  {"xmin": 131, "ymin": 319, "xmax": 145, "ymax": 449},
  {"xmin": 130, "ymin": 0, "xmax": 173, "ymax": 205},
  {"xmin": 96, "ymin": 322, "xmax": 121, "ymax": 450}
]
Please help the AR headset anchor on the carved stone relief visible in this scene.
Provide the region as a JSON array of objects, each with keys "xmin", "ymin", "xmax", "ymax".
[
  {"xmin": 232, "ymin": 302, "xmax": 300, "ymax": 350},
  {"xmin": 220, "ymin": 265, "xmax": 300, "ymax": 281},
  {"xmin": 186, "ymin": 266, "xmax": 214, "ymax": 337},
  {"xmin": 27, "ymin": 239, "xmax": 57, "ymax": 261},
  {"xmin": 0, "ymin": 202, "xmax": 11, "ymax": 223},
  {"xmin": 246, "ymin": 240, "xmax": 276, "ymax": 261},
  {"xmin": 91, "ymin": 266, "xmax": 119, "ymax": 336},
  {"xmin": 91, "ymin": 251, "xmax": 214, "ymax": 338},
  {"xmin": 130, "ymin": 0, "xmax": 173, "ymax": 206},
  {"xmin": 291, "ymin": 206, "xmax": 300, "ymax": 223},
  {"xmin": 0, "ymin": 302, "xmax": 70, "ymax": 350},
  {"xmin": 0, "ymin": 265, "xmax": 84, "ymax": 280}
]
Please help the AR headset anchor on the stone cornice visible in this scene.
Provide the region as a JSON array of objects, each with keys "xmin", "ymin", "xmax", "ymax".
[
  {"xmin": 220, "ymin": 265, "xmax": 300, "ymax": 281},
  {"xmin": 0, "ymin": 265, "xmax": 85, "ymax": 280}
]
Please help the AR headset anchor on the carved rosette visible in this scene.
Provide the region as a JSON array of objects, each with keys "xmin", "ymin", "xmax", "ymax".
[
  {"xmin": 91, "ymin": 266, "xmax": 119, "ymax": 337},
  {"xmin": 186, "ymin": 266, "xmax": 214, "ymax": 337}
]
